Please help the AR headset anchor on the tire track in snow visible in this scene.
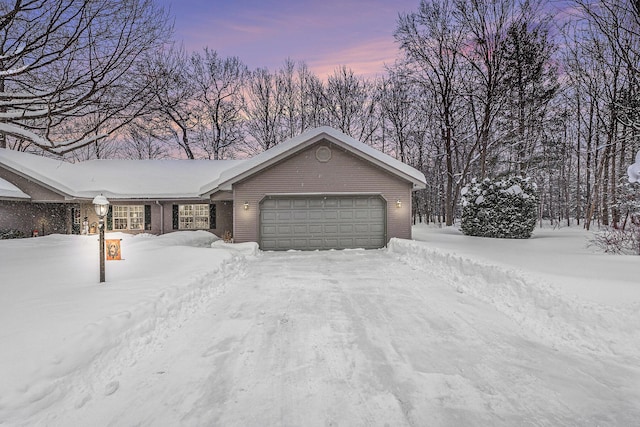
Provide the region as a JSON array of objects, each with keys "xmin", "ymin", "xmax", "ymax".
[{"xmin": 39, "ymin": 249, "xmax": 640, "ymax": 426}]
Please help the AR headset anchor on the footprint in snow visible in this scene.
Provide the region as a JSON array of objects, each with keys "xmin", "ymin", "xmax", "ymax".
[{"xmin": 104, "ymin": 381, "xmax": 119, "ymax": 396}]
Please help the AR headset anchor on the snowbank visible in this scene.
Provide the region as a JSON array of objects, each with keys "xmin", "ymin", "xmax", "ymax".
[
  {"xmin": 388, "ymin": 238, "xmax": 640, "ymax": 359},
  {"xmin": 210, "ymin": 240, "xmax": 260, "ymax": 256},
  {"xmin": 0, "ymin": 231, "xmax": 253, "ymax": 424}
]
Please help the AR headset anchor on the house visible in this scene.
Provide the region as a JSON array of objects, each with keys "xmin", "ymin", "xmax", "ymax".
[{"xmin": 0, "ymin": 126, "xmax": 426, "ymax": 250}]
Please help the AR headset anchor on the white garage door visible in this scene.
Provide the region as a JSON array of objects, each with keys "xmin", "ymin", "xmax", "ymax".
[{"xmin": 259, "ymin": 195, "xmax": 386, "ymax": 251}]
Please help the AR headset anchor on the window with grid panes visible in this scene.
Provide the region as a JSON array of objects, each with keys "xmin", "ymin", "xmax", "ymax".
[
  {"xmin": 113, "ymin": 205, "xmax": 144, "ymax": 230},
  {"xmin": 179, "ymin": 204, "xmax": 209, "ymax": 229}
]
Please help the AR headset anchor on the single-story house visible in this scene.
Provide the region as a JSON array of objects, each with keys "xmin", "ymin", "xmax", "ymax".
[{"xmin": 0, "ymin": 126, "xmax": 426, "ymax": 250}]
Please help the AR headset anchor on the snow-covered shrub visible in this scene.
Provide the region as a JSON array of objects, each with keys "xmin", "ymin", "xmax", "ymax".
[
  {"xmin": 594, "ymin": 180, "xmax": 640, "ymax": 254},
  {"xmin": 0, "ymin": 229, "xmax": 25, "ymax": 239},
  {"xmin": 591, "ymin": 225, "xmax": 640, "ymax": 255},
  {"xmin": 460, "ymin": 175, "xmax": 538, "ymax": 239}
]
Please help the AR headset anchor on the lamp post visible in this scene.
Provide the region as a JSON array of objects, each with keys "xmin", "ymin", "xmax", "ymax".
[{"xmin": 93, "ymin": 194, "xmax": 110, "ymax": 283}]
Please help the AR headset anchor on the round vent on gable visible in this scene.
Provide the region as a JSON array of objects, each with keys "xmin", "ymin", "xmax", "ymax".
[{"xmin": 315, "ymin": 146, "xmax": 332, "ymax": 163}]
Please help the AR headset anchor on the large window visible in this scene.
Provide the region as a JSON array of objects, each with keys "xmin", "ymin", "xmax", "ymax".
[
  {"xmin": 179, "ymin": 204, "xmax": 210, "ymax": 229},
  {"xmin": 112, "ymin": 205, "xmax": 144, "ymax": 230}
]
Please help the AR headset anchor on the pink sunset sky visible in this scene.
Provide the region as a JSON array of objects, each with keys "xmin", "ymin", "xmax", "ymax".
[{"xmin": 158, "ymin": 0, "xmax": 420, "ymax": 77}]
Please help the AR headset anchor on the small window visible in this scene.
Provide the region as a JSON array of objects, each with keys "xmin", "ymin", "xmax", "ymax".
[
  {"xmin": 112, "ymin": 205, "xmax": 145, "ymax": 230},
  {"xmin": 179, "ymin": 204, "xmax": 210, "ymax": 229}
]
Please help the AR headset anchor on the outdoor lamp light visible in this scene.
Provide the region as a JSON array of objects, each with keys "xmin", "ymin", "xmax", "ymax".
[
  {"xmin": 92, "ymin": 194, "xmax": 109, "ymax": 283},
  {"xmin": 93, "ymin": 194, "xmax": 109, "ymax": 217},
  {"xmin": 396, "ymin": 199, "xmax": 402, "ymax": 208},
  {"xmin": 244, "ymin": 201, "xmax": 249, "ymax": 210}
]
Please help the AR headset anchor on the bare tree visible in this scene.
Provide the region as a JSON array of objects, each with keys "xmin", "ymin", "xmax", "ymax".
[
  {"xmin": 243, "ymin": 67, "xmax": 285, "ymax": 152},
  {"xmin": 564, "ymin": 0, "xmax": 637, "ymax": 229},
  {"xmin": 0, "ymin": 0, "xmax": 171, "ymax": 154},
  {"xmin": 118, "ymin": 120, "xmax": 171, "ymax": 160},
  {"xmin": 454, "ymin": 0, "xmax": 516, "ymax": 178},
  {"xmin": 297, "ymin": 62, "xmax": 326, "ymax": 130},
  {"xmin": 189, "ymin": 48, "xmax": 247, "ymax": 159},
  {"xmin": 145, "ymin": 46, "xmax": 198, "ymax": 159},
  {"xmin": 322, "ymin": 65, "xmax": 380, "ymax": 143},
  {"xmin": 396, "ymin": 0, "xmax": 467, "ymax": 225}
]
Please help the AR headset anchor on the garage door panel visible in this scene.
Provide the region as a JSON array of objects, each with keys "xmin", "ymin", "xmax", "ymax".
[
  {"xmin": 262, "ymin": 212, "xmax": 277, "ymax": 221},
  {"xmin": 340, "ymin": 238, "xmax": 357, "ymax": 246},
  {"xmin": 293, "ymin": 225, "xmax": 308, "ymax": 234},
  {"xmin": 370, "ymin": 210, "xmax": 384, "ymax": 219},
  {"xmin": 355, "ymin": 237, "xmax": 372, "ymax": 246},
  {"xmin": 309, "ymin": 210, "xmax": 323, "ymax": 220},
  {"xmin": 324, "ymin": 210, "xmax": 338, "ymax": 220},
  {"xmin": 276, "ymin": 239, "xmax": 292, "ymax": 249},
  {"xmin": 293, "ymin": 211, "xmax": 308, "ymax": 220},
  {"xmin": 260, "ymin": 195, "xmax": 386, "ymax": 250},
  {"xmin": 261, "ymin": 238, "xmax": 276, "ymax": 249},
  {"xmin": 339, "ymin": 224, "xmax": 354, "ymax": 233},
  {"xmin": 262, "ymin": 225, "xmax": 277, "ymax": 236},
  {"xmin": 277, "ymin": 211, "xmax": 292, "ymax": 221},
  {"xmin": 309, "ymin": 224, "xmax": 323, "ymax": 234},
  {"xmin": 262, "ymin": 199, "xmax": 278, "ymax": 209},
  {"xmin": 370, "ymin": 224, "xmax": 385, "ymax": 233},
  {"xmin": 292, "ymin": 238, "xmax": 309, "ymax": 248},
  {"xmin": 278, "ymin": 225, "xmax": 292, "ymax": 234},
  {"xmin": 340, "ymin": 211, "xmax": 353, "ymax": 220},
  {"xmin": 324, "ymin": 224, "xmax": 339, "ymax": 234},
  {"xmin": 354, "ymin": 210, "xmax": 371, "ymax": 219},
  {"xmin": 276, "ymin": 199, "xmax": 292, "ymax": 209},
  {"xmin": 324, "ymin": 238, "xmax": 339, "ymax": 247},
  {"xmin": 354, "ymin": 224, "xmax": 369, "ymax": 233}
]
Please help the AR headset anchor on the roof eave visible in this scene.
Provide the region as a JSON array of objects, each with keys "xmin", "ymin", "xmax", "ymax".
[{"xmin": 0, "ymin": 160, "xmax": 76, "ymax": 199}]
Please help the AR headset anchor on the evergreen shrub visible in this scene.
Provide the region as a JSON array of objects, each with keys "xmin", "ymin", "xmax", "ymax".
[
  {"xmin": 0, "ymin": 229, "xmax": 25, "ymax": 239},
  {"xmin": 460, "ymin": 176, "xmax": 538, "ymax": 239}
]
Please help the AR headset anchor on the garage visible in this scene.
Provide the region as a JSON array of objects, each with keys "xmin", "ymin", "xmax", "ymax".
[{"xmin": 259, "ymin": 195, "xmax": 386, "ymax": 251}]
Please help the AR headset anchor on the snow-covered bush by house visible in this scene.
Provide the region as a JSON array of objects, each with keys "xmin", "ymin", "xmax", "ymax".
[
  {"xmin": 0, "ymin": 229, "xmax": 25, "ymax": 239},
  {"xmin": 460, "ymin": 175, "xmax": 538, "ymax": 238}
]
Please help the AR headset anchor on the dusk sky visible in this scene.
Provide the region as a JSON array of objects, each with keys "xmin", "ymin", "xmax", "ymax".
[{"xmin": 158, "ymin": 0, "xmax": 420, "ymax": 77}]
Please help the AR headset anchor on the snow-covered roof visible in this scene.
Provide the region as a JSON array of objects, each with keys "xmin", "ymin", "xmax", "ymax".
[
  {"xmin": 0, "ymin": 127, "xmax": 427, "ymax": 201},
  {"xmin": 0, "ymin": 176, "xmax": 30, "ymax": 200},
  {"xmin": 0, "ymin": 148, "xmax": 243, "ymax": 200},
  {"xmin": 69, "ymin": 159, "xmax": 242, "ymax": 199},
  {"xmin": 201, "ymin": 126, "xmax": 427, "ymax": 195}
]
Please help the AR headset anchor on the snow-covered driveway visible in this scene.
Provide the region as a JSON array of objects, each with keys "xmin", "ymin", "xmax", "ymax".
[{"xmin": 49, "ymin": 249, "xmax": 639, "ymax": 426}]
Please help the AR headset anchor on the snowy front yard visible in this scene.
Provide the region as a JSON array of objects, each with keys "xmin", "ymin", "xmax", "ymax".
[{"xmin": 0, "ymin": 227, "xmax": 639, "ymax": 425}]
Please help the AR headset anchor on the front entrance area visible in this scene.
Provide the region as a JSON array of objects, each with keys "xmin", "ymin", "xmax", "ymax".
[{"xmin": 259, "ymin": 195, "xmax": 386, "ymax": 251}]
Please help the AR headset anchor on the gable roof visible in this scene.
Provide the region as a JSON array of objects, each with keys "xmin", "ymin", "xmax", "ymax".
[
  {"xmin": 0, "ymin": 127, "xmax": 426, "ymax": 201},
  {"xmin": 200, "ymin": 126, "xmax": 427, "ymax": 195}
]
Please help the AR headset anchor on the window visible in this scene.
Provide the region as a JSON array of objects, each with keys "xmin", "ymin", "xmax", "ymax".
[
  {"xmin": 112, "ymin": 205, "xmax": 145, "ymax": 230},
  {"xmin": 179, "ymin": 204, "xmax": 210, "ymax": 229}
]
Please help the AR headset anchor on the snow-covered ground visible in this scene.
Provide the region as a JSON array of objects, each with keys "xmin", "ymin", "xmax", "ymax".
[{"xmin": 0, "ymin": 226, "xmax": 638, "ymax": 425}]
